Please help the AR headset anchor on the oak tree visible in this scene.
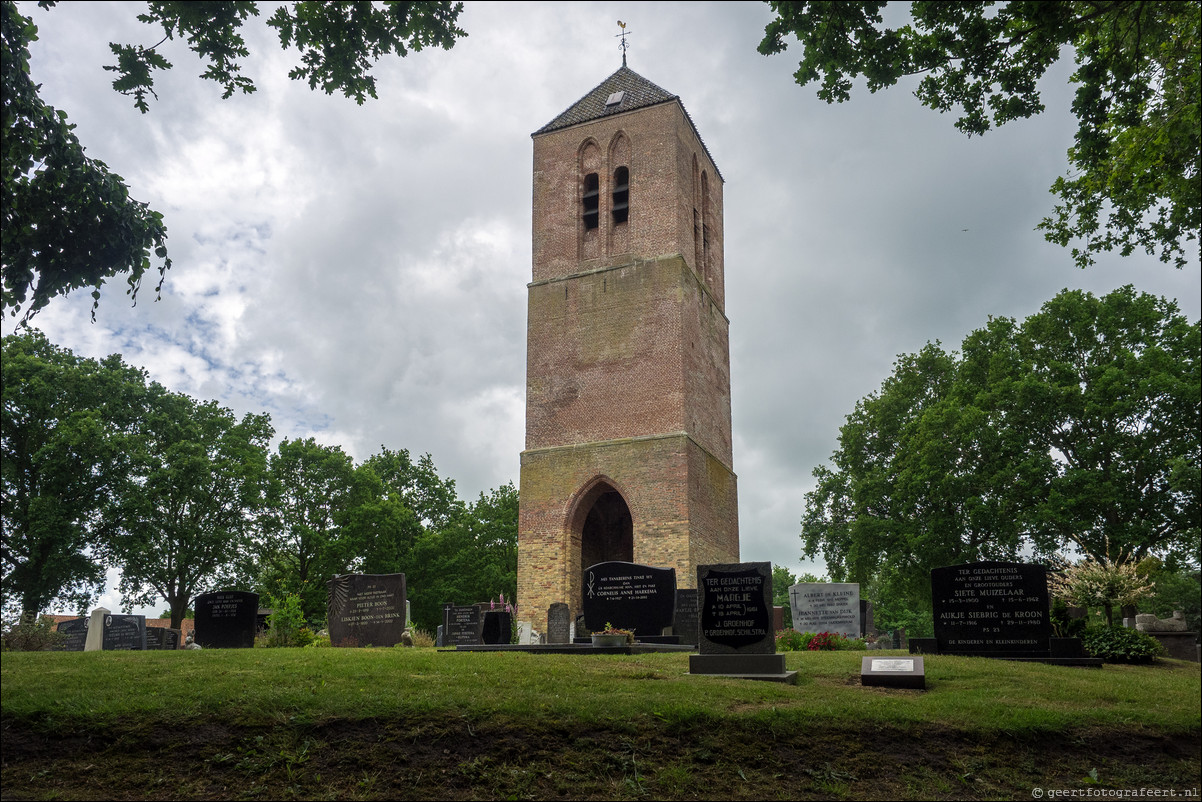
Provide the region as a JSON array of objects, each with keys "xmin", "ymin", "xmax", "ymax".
[
  {"xmin": 2, "ymin": 1, "xmax": 466, "ymax": 322},
  {"xmin": 803, "ymin": 286, "xmax": 1200, "ymax": 609},
  {"xmin": 760, "ymin": 1, "xmax": 1201, "ymax": 269}
]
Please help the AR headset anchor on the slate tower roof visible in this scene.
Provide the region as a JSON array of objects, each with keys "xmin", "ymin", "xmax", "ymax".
[
  {"xmin": 534, "ymin": 65, "xmax": 676, "ymax": 134},
  {"xmin": 533, "ymin": 65, "xmax": 721, "ymax": 177}
]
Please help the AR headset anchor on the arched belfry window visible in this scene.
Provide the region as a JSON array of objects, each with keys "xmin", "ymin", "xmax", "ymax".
[
  {"xmin": 612, "ymin": 166, "xmax": 629, "ymax": 226},
  {"xmin": 583, "ymin": 173, "xmax": 600, "ymax": 230},
  {"xmin": 701, "ymin": 170, "xmax": 711, "ymax": 274}
]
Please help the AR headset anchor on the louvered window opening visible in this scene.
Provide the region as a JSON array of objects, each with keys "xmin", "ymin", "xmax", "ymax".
[
  {"xmin": 612, "ymin": 166, "xmax": 629, "ymax": 226},
  {"xmin": 583, "ymin": 173, "xmax": 600, "ymax": 230}
]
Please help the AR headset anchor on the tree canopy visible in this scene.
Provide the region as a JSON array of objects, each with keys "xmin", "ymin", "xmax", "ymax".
[
  {"xmin": 760, "ymin": 1, "xmax": 1201, "ymax": 269},
  {"xmin": 1, "ymin": 330, "xmax": 151, "ymax": 617},
  {"xmin": 108, "ymin": 392, "xmax": 273, "ymax": 629},
  {"xmin": 802, "ymin": 286, "xmax": 1200, "ymax": 611},
  {"xmin": 1, "ymin": 0, "xmax": 466, "ymax": 323}
]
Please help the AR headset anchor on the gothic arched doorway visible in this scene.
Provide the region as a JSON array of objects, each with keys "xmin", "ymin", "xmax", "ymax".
[{"xmin": 580, "ymin": 489, "xmax": 633, "ymax": 570}]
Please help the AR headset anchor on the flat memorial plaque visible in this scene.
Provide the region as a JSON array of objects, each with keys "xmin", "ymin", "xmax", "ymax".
[
  {"xmin": 861, "ymin": 655, "xmax": 925, "ymax": 689},
  {"xmin": 581, "ymin": 562, "xmax": 676, "ymax": 636},
  {"xmin": 931, "ymin": 562, "xmax": 1052, "ymax": 657}
]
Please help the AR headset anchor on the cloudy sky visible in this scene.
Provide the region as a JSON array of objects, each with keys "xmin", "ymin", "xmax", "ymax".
[{"xmin": 12, "ymin": 2, "xmax": 1199, "ymax": 617}]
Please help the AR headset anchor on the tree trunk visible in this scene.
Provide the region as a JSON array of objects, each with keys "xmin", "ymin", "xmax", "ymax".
[{"xmin": 169, "ymin": 595, "xmax": 189, "ymax": 629}]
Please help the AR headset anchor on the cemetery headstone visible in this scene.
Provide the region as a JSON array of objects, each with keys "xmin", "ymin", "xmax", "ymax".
[
  {"xmin": 435, "ymin": 625, "xmax": 445, "ymax": 647},
  {"xmin": 195, "ymin": 591, "xmax": 260, "ymax": 649},
  {"xmin": 327, "ymin": 574, "xmax": 407, "ymax": 647},
  {"xmin": 860, "ymin": 600, "xmax": 874, "ymax": 636},
  {"xmin": 102, "ymin": 614, "xmax": 147, "ymax": 650},
  {"xmin": 146, "ymin": 626, "xmax": 181, "ymax": 650},
  {"xmin": 672, "ymin": 589, "xmax": 699, "ymax": 646},
  {"xmin": 84, "ymin": 607, "xmax": 108, "ymax": 651},
  {"xmin": 773, "ymin": 606, "xmax": 785, "ymax": 632},
  {"xmin": 690, "ymin": 562, "xmax": 796, "ymax": 683},
  {"xmin": 481, "ymin": 609, "xmax": 512, "ymax": 644},
  {"xmin": 446, "ymin": 604, "xmax": 484, "ymax": 646},
  {"xmin": 547, "ymin": 602, "xmax": 572, "ymax": 645},
  {"xmin": 861, "ymin": 656, "xmax": 925, "ymax": 690},
  {"xmin": 931, "ymin": 562, "xmax": 1052, "ymax": 657},
  {"xmin": 581, "ymin": 561, "xmax": 676, "ymax": 636},
  {"xmin": 54, "ymin": 617, "xmax": 88, "ymax": 651},
  {"xmin": 789, "ymin": 583, "xmax": 861, "ymax": 638}
]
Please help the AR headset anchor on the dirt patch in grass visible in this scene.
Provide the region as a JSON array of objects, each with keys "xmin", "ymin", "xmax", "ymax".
[{"xmin": 3, "ymin": 714, "xmax": 1198, "ymax": 800}]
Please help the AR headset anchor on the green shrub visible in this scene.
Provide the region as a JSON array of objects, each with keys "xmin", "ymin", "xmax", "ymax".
[
  {"xmin": 261, "ymin": 592, "xmax": 307, "ymax": 647},
  {"xmin": 0, "ymin": 614, "xmax": 65, "ymax": 652},
  {"xmin": 1050, "ymin": 598, "xmax": 1088, "ymax": 638},
  {"xmin": 1080, "ymin": 626, "xmax": 1165, "ymax": 664},
  {"xmin": 775, "ymin": 629, "xmax": 812, "ymax": 651},
  {"xmin": 303, "ymin": 632, "xmax": 332, "ymax": 648}
]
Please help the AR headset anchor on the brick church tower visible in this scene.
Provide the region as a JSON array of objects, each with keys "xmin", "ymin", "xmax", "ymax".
[{"xmin": 516, "ymin": 63, "xmax": 739, "ymax": 624}]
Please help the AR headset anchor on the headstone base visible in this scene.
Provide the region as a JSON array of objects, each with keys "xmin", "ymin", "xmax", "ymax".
[
  {"xmin": 688, "ymin": 653, "xmax": 798, "ymax": 684},
  {"xmin": 909, "ymin": 637, "xmax": 1101, "ymax": 667},
  {"xmin": 1144, "ymin": 631, "xmax": 1199, "ymax": 662}
]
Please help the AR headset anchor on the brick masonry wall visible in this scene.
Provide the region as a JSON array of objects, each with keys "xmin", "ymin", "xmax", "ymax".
[
  {"xmin": 517, "ymin": 90, "xmax": 737, "ymax": 625},
  {"xmin": 531, "ymin": 101, "xmax": 724, "ymax": 306},
  {"xmin": 517, "ymin": 434, "xmax": 737, "ymax": 623}
]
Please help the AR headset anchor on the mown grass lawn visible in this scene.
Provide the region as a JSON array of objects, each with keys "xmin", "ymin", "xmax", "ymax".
[{"xmin": 2, "ymin": 648, "xmax": 1199, "ymax": 800}]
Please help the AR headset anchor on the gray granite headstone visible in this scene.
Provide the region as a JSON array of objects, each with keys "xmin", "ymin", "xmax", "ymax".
[
  {"xmin": 673, "ymin": 589, "xmax": 699, "ymax": 646},
  {"xmin": 54, "ymin": 617, "xmax": 88, "ymax": 651},
  {"xmin": 547, "ymin": 602, "xmax": 571, "ymax": 645},
  {"xmin": 327, "ymin": 574, "xmax": 407, "ymax": 648},
  {"xmin": 789, "ymin": 583, "xmax": 860, "ymax": 638},
  {"xmin": 145, "ymin": 626, "xmax": 181, "ymax": 650},
  {"xmin": 102, "ymin": 614, "xmax": 147, "ymax": 650}
]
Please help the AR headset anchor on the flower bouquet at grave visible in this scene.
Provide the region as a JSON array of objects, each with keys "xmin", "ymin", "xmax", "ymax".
[{"xmin": 593, "ymin": 622, "xmax": 634, "ymax": 646}]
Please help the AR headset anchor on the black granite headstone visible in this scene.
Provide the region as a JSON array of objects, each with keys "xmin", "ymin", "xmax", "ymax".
[
  {"xmin": 860, "ymin": 600, "xmax": 874, "ymax": 636},
  {"xmin": 54, "ymin": 617, "xmax": 88, "ymax": 651},
  {"xmin": 145, "ymin": 626, "xmax": 181, "ymax": 650},
  {"xmin": 481, "ymin": 609, "xmax": 512, "ymax": 644},
  {"xmin": 327, "ymin": 574, "xmax": 407, "ymax": 647},
  {"xmin": 547, "ymin": 602, "xmax": 571, "ymax": 645},
  {"xmin": 195, "ymin": 591, "xmax": 260, "ymax": 649},
  {"xmin": 102, "ymin": 614, "xmax": 147, "ymax": 650},
  {"xmin": 581, "ymin": 561, "xmax": 676, "ymax": 636},
  {"xmin": 697, "ymin": 562, "xmax": 774, "ymax": 655},
  {"xmin": 673, "ymin": 588, "xmax": 700, "ymax": 646},
  {"xmin": 446, "ymin": 604, "xmax": 483, "ymax": 646},
  {"xmin": 931, "ymin": 562, "xmax": 1052, "ymax": 657}
]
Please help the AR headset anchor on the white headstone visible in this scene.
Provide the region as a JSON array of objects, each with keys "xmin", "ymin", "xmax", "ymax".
[
  {"xmin": 789, "ymin": 583, "xmax": 860, "ymax": 638},
  {"xmin": 83, "ymin": 607, "xmax": 109, "ymax": 652}
]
